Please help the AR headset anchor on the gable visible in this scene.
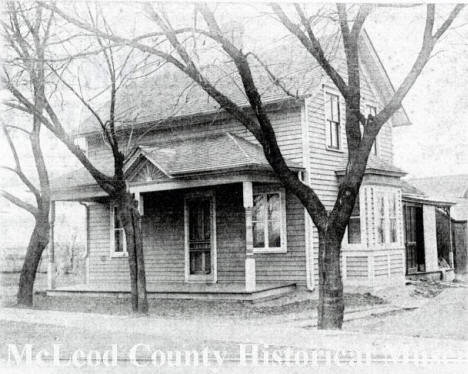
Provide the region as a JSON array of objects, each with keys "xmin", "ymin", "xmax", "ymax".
[
  {"xmin": 359, "ymin": 30, "xmax": 412, "ymax": 127},
  {"xmin": 127, "ymin": 158, "xmax": 170, "ymax": 183}
]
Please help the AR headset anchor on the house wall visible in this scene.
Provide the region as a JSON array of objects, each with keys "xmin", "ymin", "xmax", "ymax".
[
  {"xmin": 304, "ymin": 73, "xmax": 401, "ymax": 288},
  {"xmin": 86, "ymin": 183, "xmax": 307, "ymax": 287}
]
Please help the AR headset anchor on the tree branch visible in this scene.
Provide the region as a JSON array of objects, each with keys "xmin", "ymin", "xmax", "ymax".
[
  {"xmin": 272, "ymin": 3, "xmax": 349, "ymax": 100},
  {"xmin": 0, "ymin": 189, "xmax": 38, "ymax": 216}
]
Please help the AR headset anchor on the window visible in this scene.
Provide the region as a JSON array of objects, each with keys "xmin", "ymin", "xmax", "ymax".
[
  {"xmin": 347, "ymin": 197, "xmax": 361, "ymax": 244},
  {"xmin": 252, "ymin": 191, "xmax": 286, "ymax": 252},
  {"xmin": 376, "ymin": 191, "xmax": 400, "ymax": 245},
  {"xmin": 377, "ymin": 194, "xmax": 386, "ymax": 244},
  {"xmin": 389, "ymin": 194, "xmax": 398, "ymax": 243},
  {"xmin": 325, "ymin": 92, "xmax": 341, "ymax": 149},
  {"xmin": 111, "ymin": 206, "xmax": 127, "ymax": 256},
  {"xmin": 366, "ymin": 105, "xmax": 378, "ymax": 155}
]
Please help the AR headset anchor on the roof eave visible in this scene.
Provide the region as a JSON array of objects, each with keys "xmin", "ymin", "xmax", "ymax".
[
  {"xmin": 75, "ymin": 96, "xmax": 305, "ymax": 138},
  {"xmin": 402, "ymin": 193, "xmax": 456, "ymax": 207}
]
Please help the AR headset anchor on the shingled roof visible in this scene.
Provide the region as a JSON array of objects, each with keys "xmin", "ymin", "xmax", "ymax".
[
  {"xmin": 335, "ymin": 155, "xmax": 406, "ymax": 177},
  {"xmin": 50, "ymin": 132, "xmax": 302, "ymax": 191},
  {"xmin": 77, "ymin": 32, "xmax": 410, "ymax": 136}
]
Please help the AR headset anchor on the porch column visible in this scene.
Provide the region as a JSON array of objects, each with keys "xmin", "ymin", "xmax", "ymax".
[
  {"xmin": 135, "ymin": 192, "xmax": 144, "ymax": 216},
  {"xmin": 47, "ymin": 201, "xmax": 56, "ymax": 290},
  {"xmin": 243, "ymin": 181, "xmax": 256, "ymax": 291}
]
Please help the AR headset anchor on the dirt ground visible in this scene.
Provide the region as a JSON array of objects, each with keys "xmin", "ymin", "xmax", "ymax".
[{"xmin": 344, "ymin": 280, "xmax": 468, "ymax": 340}]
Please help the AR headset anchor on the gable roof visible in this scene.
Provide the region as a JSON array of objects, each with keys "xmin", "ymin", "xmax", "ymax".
[
  {"xmin": 408, "ymin": 174, "xmax": 468, "ymax": 199},
  {"xmin": 77, "ymin": 32, "xmax": 410, "ymax": 136},
  {"xmin": 50, "ymin": 132, "xmax": 302, "ymax": 191}
]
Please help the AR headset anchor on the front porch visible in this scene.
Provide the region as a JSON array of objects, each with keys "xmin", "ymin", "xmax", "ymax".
[
  {"xmin": 46, "ymin": 282, "xmax": 297, "ymax": 302},
  {"xmin": 48, "ymin": 132, "xmax": 308, "ymax": 298}
]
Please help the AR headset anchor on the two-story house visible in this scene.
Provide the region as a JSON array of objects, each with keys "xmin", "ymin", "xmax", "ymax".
[{"xmin": 48, "ymin": 32, "xmax": 415, "ymax": 301}]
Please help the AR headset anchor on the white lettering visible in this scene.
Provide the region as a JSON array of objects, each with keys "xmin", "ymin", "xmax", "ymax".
[{"xmin": 129, "ymin": 344, "xmax": 150, "ymax": 367}]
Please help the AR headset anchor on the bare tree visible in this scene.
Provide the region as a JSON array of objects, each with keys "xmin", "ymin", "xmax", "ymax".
[
  {"xmin": 2, "ymin": 2, "xmax": 151, "ymax": 313},
  {"xmin": 0, "ymin": 119, "xmax": 50, "ymax": 306},
  {"xmin": 41, "ymin": 1, "xmax": 464, "ymax": 328}
]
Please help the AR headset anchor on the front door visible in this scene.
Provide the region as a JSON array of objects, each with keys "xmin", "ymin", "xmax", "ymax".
[
  {"xmin": 404, "ymin": 204, "xmax": 425, "ymax": 274},
  {"xmin": 185, "ymin": 193, "xmax": 216, "ymax": 282}
]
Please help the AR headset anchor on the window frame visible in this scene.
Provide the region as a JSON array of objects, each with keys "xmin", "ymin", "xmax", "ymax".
[
  {"xmin": 374, "ymin": 189, "xmax": 401, "ymax": 248},
  {"xmin": 110, "ymin": 205, "xmax": 128, "ymax": 258},
  {"xmin": 252, "ymin": 188, "xmax": 287, "ymax": 254},
  {"xmin": 324, "ymin": 90, "xmax": 342, "ymax": 151}
]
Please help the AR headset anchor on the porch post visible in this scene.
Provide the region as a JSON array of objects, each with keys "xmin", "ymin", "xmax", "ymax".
[
  {"xmin": 135, "ymin": 192, "xmax": 144, "ymax": 216},
  {"xmin": 243, "ymin": 181, "xmax": 256, "ymax": 291},
  {"xmin": 47, "ymin": 201, "xmax": 56, "ymax": 290}
]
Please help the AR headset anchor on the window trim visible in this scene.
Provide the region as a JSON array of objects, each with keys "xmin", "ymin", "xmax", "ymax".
[
  {"xmin": 252, "ymin": 188, "xmax": 287, "ymax": 254},
  {"xmin": 110, "ymin": 205, "xmax": 128, "ymax": 258},
  {"xmin": 324, "ymin": 90, "xmax": 342, "ymax": 151}
]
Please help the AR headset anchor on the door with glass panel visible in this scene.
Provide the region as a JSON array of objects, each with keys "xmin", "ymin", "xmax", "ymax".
[{"xmin": 185, "ymin": 195, "xmax": 215, "ymax": 282}]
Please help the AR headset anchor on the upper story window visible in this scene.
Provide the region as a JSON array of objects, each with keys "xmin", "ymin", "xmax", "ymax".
[
  {"xmin": 252, "ymin": 190, "xmax": 287, "ymax": 253},
  {"xmin": 347, "ymin": 197, "xmax": 361, "ymax": 244},
  {"xmin": 325, "ymin": 92, "xmax": 341, "ymax": 150},
  {"xmin": 365, "ymin": 105, "xmax": 378, "ymax": 155},
  {"xmin": 110, "ymin": 206, "xmax": 127, "ymax": 257}
]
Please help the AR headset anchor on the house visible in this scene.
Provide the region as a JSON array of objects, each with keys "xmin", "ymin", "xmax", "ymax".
[
  {"xmin": 47, "ymin": 32, "xmax": 415, "ymax": 301},
  {"xmin": 407, "ymin": 175, "xmax": 468, "ymax": 274}
]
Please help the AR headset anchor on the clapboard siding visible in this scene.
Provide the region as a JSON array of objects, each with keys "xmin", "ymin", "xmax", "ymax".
[
  {"xmin": 86, "ymin": 109, "xmax": 304, "ymax": 169},
  {"xmin": 255, "ymin": 189, "xmax": 307, "ymax": 285},
  {"xmin": 86, "ymin": 183, "xmax": 307, "ymax": 286},
  {"xmin": 306, "ymin": 73, "xmax": 395, "ymax": 286}
]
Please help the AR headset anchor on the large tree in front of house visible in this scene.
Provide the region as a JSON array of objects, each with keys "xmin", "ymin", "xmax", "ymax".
[
  {"xmin": 2, "ymin": 1, "xmax": 154, "ymax": 313},
  {"xmin": 42, "ymin": 2, "xmax": 463, "ymax": 328}
]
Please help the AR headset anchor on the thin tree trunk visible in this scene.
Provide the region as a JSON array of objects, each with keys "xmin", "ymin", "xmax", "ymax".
[
  {"xmin": 17, "ymin": 213, "xmax": 50, "ymax": 306},
  {"xmin": 317, "ymin": 229, "xmax": 345, "ymax": 329}
]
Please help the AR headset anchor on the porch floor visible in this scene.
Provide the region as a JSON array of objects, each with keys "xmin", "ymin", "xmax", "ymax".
[{"xmin": 46, "ymin": 282, "xmax": 297, "ymax": 302}]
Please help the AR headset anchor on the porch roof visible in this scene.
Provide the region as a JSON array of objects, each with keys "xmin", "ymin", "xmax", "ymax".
[
  {"xmin": 401, "ymin": 180, "xmax": 456, "ymax": 207},
  {"xmin": 50, "ymin": 132, "xmax": 302, "ymax": 200},
  {"xmin": 335, "ymin": 155, "xmax": 406, "ymax": 178}
]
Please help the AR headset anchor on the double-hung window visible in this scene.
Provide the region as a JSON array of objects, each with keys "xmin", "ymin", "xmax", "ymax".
[
  {"xmin": 347, "ymin": 197, "xmax": 361, "ymax": 244},
  {"xmin": 252, "ymin": 191, "xmax": 286, "ymax": 253},
  {"xmin": 325, "ymin": 92, "xmax": 341, "ymax": 150},
  {"xmin": 377, "ymin": 194, "xmax": 386, "ymax": 244},
  {"xmin": 376, "ymin": 191, "xmax": 400, "ymax": 245},
  {"xmin": 111, "ymin": 206, "xmax": 127, "ymax": 257},
  {"xmin": 366, "ymin": 105, "xmax": 378, "ymax": 155},
  {"xmin": 389, "ymin": 194, "xmax": 398, "ymax": 243}
]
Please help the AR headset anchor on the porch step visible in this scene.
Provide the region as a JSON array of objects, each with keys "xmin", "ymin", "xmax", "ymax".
[{"xmin": 46, "ymin": 283, "xmax": 297, "ymax": 303}]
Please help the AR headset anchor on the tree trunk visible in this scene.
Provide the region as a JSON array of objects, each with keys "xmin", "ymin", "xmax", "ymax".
[
  {"xmin": 117, "ymin": 192, "xmax": 148, "ymax": 314},
  {"xmin": 17, "ymin": 213, "xmax": 50, "ymax": 306},
  {"xmin": 317, "ymin": 229, "xmax": 345, "ymax": 329}
]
